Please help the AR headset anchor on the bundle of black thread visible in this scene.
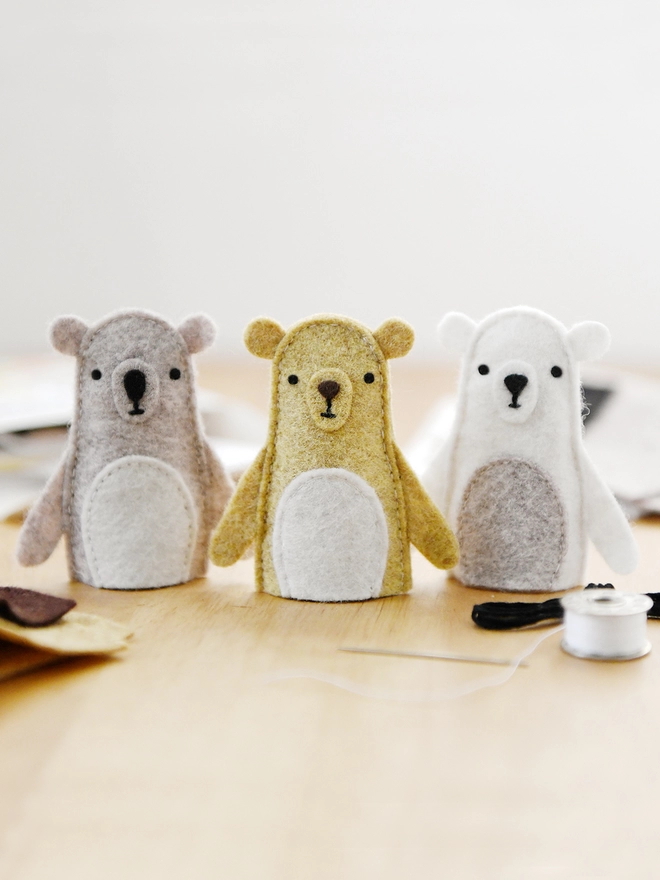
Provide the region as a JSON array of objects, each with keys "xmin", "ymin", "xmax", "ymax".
[{"xmin": 472, "ymin": 584, "xmax": 660, "ymax": 630}]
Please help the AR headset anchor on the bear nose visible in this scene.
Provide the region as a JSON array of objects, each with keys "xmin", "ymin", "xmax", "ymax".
[
  {"xmin": 124, "ymin": 369, "xmax": 146, "ymax": 404},
  {"xmin": 318, "ymin": 380, "xmax": 340, "ymax": 401},
  {"xmin": 504, "ymin": 374, "xmax": 528, "ymax": 397}
]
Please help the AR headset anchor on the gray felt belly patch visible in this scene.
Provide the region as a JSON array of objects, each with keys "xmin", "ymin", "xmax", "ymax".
[
  {"xmin": 272, "ymin": 468, "xmax": 388, "ymax": 602},
  {"xmin": 456, "ymin": 458, "xmax": 566, "ymax": 591},
  {"xmin": 82, "ymin": 455, "xmax": 197, "ymax": 589}
]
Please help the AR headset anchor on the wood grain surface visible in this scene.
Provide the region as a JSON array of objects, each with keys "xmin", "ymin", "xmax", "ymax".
[{"xmin": 0, "ymin": 363, "xmax": 658, "ymax": 880}]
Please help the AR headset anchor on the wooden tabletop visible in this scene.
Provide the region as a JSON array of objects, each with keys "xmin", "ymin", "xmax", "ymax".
[{"xmin": 1, "ymin": 362, "xmax": 658, "ymax": 880}]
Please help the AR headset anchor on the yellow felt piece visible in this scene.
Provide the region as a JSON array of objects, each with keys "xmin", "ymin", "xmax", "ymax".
[
  {"xmin": 372, "ymin": 318, "xmax": 415, "ymax": 360},
  {"xmin": 212, "ymin": 312, "xmax": 458, "ymax": 600},
  {"xmin": 244, "ymin": 317, "xmax": 286, "ymax": 360},
  {"xmin": 0, "ymin": 611, "xmax": 131, "ymax": 655},
  {"xmin": 0, "ymin": 643, "xmax": 65, "ymax": 683},
  {"xmin": 394, "ymin": 445, "xmax": 460, "ymax": 569},
  {"xmin": 209, "ymin": 447, "xmax": 266, "ymax": 566}
]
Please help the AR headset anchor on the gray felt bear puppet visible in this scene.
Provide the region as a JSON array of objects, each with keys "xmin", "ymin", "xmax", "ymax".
[{"xmin": 17, "ymin": 309, "xmax": 234, "ymax": 589}]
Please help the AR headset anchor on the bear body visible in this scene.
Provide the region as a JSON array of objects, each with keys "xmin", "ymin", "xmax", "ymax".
[
  {"xmin": 210, "ymin": 314, "xmax": 458, "ymax": 601},
  {"xmin": 17, "ymin": 310, "xmax": 233, "ymax": 589},
  {"xmin": 424, "ymin": 307, "xmax": 637, "ymax": 592}
]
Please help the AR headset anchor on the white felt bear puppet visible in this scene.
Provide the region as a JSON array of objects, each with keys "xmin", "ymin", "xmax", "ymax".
[{"xmin": 423, "ymin": 307, "xmax": 638, "ymax": 592}]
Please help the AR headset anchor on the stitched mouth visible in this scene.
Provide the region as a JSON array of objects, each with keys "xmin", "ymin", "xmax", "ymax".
[
  {"xmin": 508, "ymin": 393, "xmax": 522, "ymax": 409},
  {"xmin": 129, "ymin": 406, "xmax": 145, "ymax": 416},
  {"xmin": 320, "ymin": 399, "xmax": 336, "ymax": 419}
]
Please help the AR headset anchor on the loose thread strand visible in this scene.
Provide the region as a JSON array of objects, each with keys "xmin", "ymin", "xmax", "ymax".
[{"xmin": 264, "ymin": 625, "xmax": 563, "ymax": 704}]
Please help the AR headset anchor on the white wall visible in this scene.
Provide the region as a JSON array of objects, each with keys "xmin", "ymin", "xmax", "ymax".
[{"xmin": 2, "ymin": 1, "xmax": 660, "ymax": 363}]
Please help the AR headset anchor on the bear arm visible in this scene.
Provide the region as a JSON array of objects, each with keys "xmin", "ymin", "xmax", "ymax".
[
  {"xmin": 581, "ymin": 453, "xmax": 638, "ymax": 575},
  {"xmin": 16, "ymin": 458, "xmax": 66, "ymax": 566},
  {"xmin": 394, "ymin": 446, "xmax": 459, "ymax": 569},
  {"xmin": 209, "ymin": 447, "xmax": 266, "ymax": 567},
  {"xmin": 204, "ymin": 440, "xmax": 235, "ymax": 528}
]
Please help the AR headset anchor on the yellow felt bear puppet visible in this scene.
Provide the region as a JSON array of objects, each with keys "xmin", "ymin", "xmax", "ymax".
[{"xmin": 209, "ymin": 314, "xmax": 459, "ymax": 601}]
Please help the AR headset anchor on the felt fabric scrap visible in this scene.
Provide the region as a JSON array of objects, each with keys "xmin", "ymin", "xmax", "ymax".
[
  {"xmin": 0, "ymin": 611, "xmax": 131, "ymax": 654},
  {"xmin": 0, "ymin": 643, "xmax": 67, "ymax": 683},
  {"xmin": 0, "ymin": 587, "xmax": 75, "ymax": 627}
]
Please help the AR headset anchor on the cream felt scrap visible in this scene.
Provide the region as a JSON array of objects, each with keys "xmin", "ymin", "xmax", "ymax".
[
  {"xmin": 17, "ymin": 310, "xmax": 233, "ymax": 589},
  {"xmin": 210, "ymin": 314, "xmax": 459, "ymax": 601},
  {"xmin": 424, "ymin": 306, "xmax": 638, "ymax": 592},
  {"xmin": 0, "ymin": 611, "xmax": 131, "ymax": 654}
]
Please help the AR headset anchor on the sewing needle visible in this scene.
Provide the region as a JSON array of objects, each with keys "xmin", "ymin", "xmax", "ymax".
[{"xmin": 339, "ymin": 646, "xmax": 528, "ymax": 667}]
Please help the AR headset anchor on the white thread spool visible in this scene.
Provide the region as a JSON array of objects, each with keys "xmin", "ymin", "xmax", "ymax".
[{"xmin": 560, "ymin": 589, "xmax": 652, "ymax": 661}]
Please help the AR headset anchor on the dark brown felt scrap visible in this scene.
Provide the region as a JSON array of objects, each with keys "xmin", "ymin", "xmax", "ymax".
[{"xmin": 0, "ymin": 587, "xmax": 76, "ymax": 627}]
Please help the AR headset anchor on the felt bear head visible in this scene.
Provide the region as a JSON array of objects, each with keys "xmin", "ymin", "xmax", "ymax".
[
  {"xmin": 438, "ymin": 307, "xmax": 610, "ymax": 427},
  {"xmin": 244, "ymin": 314, "xmax": 413, "ymax": 434},
  {"xmin": 50, "ymin": 310, "xmax": 215, "ymax": 426}
]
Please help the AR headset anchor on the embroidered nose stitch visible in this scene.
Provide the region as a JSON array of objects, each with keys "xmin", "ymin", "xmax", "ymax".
[
  {"xmin": 124, "ymin": 369, "xmax": 146, "ymax": 415},
  {"xmin": 318, "ymin": 379, "xmax": 340, "ymax": 419},
  {"xmin": 504, "ymin": 373, "xmax": 528, "ymax": 409},
  {"xmin": 318, "ymin": 380, "xmax": 340, "ymax": 400}
]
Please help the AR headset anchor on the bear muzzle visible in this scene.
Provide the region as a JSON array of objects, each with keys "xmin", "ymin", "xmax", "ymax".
[
  {"xmin": 112, "ymin": 358, "xmax": 160, "ymax": 422},
  {"xmin": 306, "ymin": 369, "xmax": 353, "ymax": 432},
  {"xmin": 493, "ymin": 360, "xmax": 538, "ymax": 423}
]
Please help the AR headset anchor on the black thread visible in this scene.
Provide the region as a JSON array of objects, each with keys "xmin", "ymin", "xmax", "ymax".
[
  {"xmin": 472, "ymin": 583, "xmax": 660, "ymax": 629},
  {"xmin": 123, "ymin": 369, "xmax": 146, "ymax": 415},
  {"xmin": 320, "ymin": 400, "xmax": 337, "ymax": 419},
  {"xmin": 504, "ymin": 373, "xmax": 528, "ymax": 408},
  {"xmin": 472, "ymin": 598, "xmax": 563, "ymax": 630}
]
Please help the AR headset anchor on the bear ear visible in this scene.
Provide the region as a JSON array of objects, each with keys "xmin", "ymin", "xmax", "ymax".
[
  {"xmin": 50, "ymin": 316, "xmax": 89, "ymax": 356},
  {"xmin": 567, "ymin": 321, "xmax": 611, "ymax": 362},
  {"xmin": 437, "ymin": 312, "xmax": 477, "ymax": 356},
  {"xmin": 244, "ymin": 317, "xmax": 286, "ymax": 359},
  {"xmin": 373, "ymin": 318, "xmax": 414, "ymax": 359},
  {"xmin": 178, "ymin": 314, "xmax": 216, "ymax": 354}
]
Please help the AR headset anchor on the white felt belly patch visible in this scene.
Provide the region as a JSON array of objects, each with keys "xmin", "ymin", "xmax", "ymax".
[
  {"xmin": 272, "ymin": 468, "xmax": 388, "ymax": 601},
  {"xmin": 82, "ymin": 455, "xmax": 197, "ymax": 589}
]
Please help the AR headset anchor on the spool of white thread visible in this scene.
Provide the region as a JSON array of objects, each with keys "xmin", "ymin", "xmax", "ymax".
[{"xmin": 560, "ymin": 589, "xmax": 652, "ymax": 661}]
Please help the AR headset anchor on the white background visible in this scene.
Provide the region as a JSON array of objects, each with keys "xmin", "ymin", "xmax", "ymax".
[{"xmin": 2, "ymin": 0, "xmax": 659, "ymax": 363}]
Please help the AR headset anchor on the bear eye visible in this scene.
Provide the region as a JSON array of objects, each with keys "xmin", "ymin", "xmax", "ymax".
[
  {"xmin": 288, "ymin": 375, "xmax": 298, "ymax": 385},
  {"xmin": 91, "ymin": 369, "xmax": 102, "ymax": 380},
  {"xmin": 478, "ymin": 364, "xmax": 489, "ymax": 375},
  {"xmin": 551, "ymin": 366, "xmax": 563, "ymax": 378},
  {"xmin": 364, "ymin": 372, "xmax": 375, "ymax": 384},
  {"xmin": 170, "ymin": 368, "xmax": 181, "ymax": 380}
]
